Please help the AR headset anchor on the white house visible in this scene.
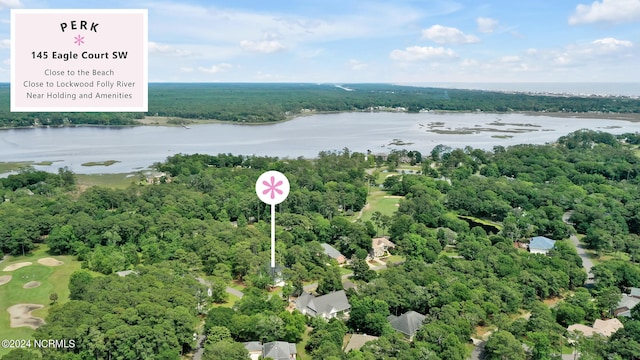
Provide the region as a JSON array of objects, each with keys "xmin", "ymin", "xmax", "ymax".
[
  {"xmin": 295, "ymin": 290, "xmax": 351, "ymax": 320},
  {"xmin": 528, "ymin": 236, "xmax": 556, "ymax": 255}
]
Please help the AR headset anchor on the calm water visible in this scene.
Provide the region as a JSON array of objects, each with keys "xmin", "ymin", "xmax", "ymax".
[{"xmin": 1, "ymin": 112, "xmax": 639, "ymax": 174}]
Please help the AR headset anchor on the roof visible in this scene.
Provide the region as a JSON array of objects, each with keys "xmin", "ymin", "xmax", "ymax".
[
  {"xmin": 295, "ymin": 290, "xmax": 351, "ymax": 317},
  {"xmin": 263, "ymin": 341, "xmax": 297, "ymax": 360},
  {"xmin": 387, "ymin": 311, "xmax": 425, "ymax": 337},
  {"xmin": 567, "ymin": 324, "xmax": 595, "ymax": 337},
  {"xmin": 616, "ymin": 294, "xmax": 640, "ymax": 316},
  {"xmin": 372, "ymin": 237, "xmax": 396, "ymax": 249},
  {"xmin": 567, "ymin": 318, "xmax": 624, "ymax": 338},
  {"xmin": 529, "ymin": 236, "xmax": 556, "ymax": 250},
  {"xmin": 321, "ymin": 243, "xmax": 344, "ymax": 260},
  {"xmin": 593, "ymin": 318, "xmax": 624, "ymax": 337},
  {"xmin": 243, "ymin": 341, "xmax": 263, "ymax": 352},
  {"xmin": 630, "ymin": 287, "xmax": 640, "ymax": 298},
  {"xmin": 116, "ymin": 270, "xmax": 137, "ymax": 277},
  {"xmin": 344, "ymin": 334, "xmax": 379, "ymax": 352}
]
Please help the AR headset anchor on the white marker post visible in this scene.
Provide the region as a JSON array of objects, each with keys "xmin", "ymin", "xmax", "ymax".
[{"xmin": 255, "ymin": 171, "xmax": 290, "ymax": 269}]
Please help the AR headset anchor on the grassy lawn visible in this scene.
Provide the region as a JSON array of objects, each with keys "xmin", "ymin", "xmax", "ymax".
[
  {"xmin": 295, "ymin": 326, "xmax": 313, "ymax": 360},
  {"xmin": 76, "ymin": 173, "xmax": 138, "ymax": 189},
  {"xmin": 381, "ymin": 255, "xmax": 405, "ymax": 265},
  {"xmin": 339, "ymin": 267, "xmax": 353, "ymax": 276},
  {"xmin": 0, "ymin": 246, "xmax": 82, "ymax": 357},
  {"xmin": 212, "ymin": 293, "xmax": 240, "ymax": 309},
  {"xmin": 228, "ymin": 281, "xmax": 247, "ymax": 292},
  {"xmin": 352, "ymin": 188, "xmax": 402, "ymax": 225},
  {"xmin": 457, "ymin": 214, "xmax": 503, "ymax": 232}
]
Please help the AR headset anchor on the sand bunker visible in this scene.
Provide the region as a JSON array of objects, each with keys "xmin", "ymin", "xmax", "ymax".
[
  {"xmin": 7, "ymin": 304, "xmax": 46, "ymax": 329},
  {"xmin": 2, "ymin": 262, "xmax": 32, "ymax": 271},
  {"xmin": 22, "ymin": 281, "xmax": 41, "ymax": 289},
  {"xmin": 37, "ymin": 258, "xmax": 63, "ymax": 266},
  {"xmin": 0, "ymin": 275, "xmax": 11, "ymax": 285}
]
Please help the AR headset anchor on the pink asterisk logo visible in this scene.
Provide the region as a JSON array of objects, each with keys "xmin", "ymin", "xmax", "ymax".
[
  {"xmin": 262, "ymin": 176, "xmax": 283, "ymax": 200},
  {"xmin": 74, "ymin": 35, "xmax": 84, "ymax": 46}
]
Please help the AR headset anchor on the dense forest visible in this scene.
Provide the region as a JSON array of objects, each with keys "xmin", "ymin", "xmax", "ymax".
[
  {"xmin": 1, "ymin": 83, "xmax": 639, "ymax": 127},
  {"xmin": 1, "ymin": 129, "xmax": 640, "ymax": 359}
]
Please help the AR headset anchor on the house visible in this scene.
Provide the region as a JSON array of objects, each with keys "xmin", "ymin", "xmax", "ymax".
[
  {"xmin": 614, "ymin": 294, "xmax": 640, "ymax": 317},
  {"xmin": 343, "ymin": 334, "xmax": 379, "ymax": 352},
  {"xmin": 528, "ymin": 236, "xmax": 556, "ymax": 255},
  {"xmin": 567, "ymin": 318, "xmax": 624, "ymax": 338},
  {"xmin": 387, "ymin": 311, "xmax": 426, "ymax": 341},
  {"xmin": 321, "ymin": 243, "xmax": 346, "ymax": 264},
  {"xmin": 629, "ymin": 287, "xmax": 640, "ymax": 298},
  {"xmin": 116, "ymin": 270, "xmax": 137, "ymax": 277},
  {"xmin": 371, "ymin": 237, "xmax": 396, "ymax": 258},
  {"xmin": 243, "ymin": 341, "xmax": 296, "ymax": 360},
  {"xmin": 243, "ymin": 341, "xmax": 263, "ymax": 360},
  {"xmin": 263, "ymin": 341, "xmax": 297, "ymax": 360},
  {"xmin": 295, "ymin": 290, "xmax": 351, "ymax": 320}
]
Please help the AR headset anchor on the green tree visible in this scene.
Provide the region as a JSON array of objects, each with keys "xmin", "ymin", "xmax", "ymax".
[
  {"xmin": 203, "ymin": 340, "xmax": 248, "ymax": 360},
  {"xmin": 485, "ymin": 330, "xmax": 526, "ymax": 360},
  {"xmin": 68, "ymin": 269, "xmax": 93, "ymax": 300}
]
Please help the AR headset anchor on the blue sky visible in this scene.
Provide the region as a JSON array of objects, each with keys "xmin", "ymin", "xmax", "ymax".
[{"xmin": 1, "ymin": 0, "xmax": 639, "ymax": 83}]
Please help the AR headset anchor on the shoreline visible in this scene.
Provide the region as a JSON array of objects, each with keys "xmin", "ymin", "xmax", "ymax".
[{"xmin": 1, "ymin": 110, "xmax": 640, "ymax": 130}]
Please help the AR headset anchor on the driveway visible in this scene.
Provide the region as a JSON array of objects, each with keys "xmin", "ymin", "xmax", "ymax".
[
  {"xmin": 195, "ymin": 276, "xmax": 244, "ymax": 299},
  {"xmin": 563, "ymin": 211, "xmax": 594, "ymax": 285}
]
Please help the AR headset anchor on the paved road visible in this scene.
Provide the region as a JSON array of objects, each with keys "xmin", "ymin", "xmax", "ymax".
[
  {"xmin": 192, "ymin": 335, "xmax": 205, "ymax": 360},
  {"xmin": 195, "ymin": 276, "xmax": 244, "ymax": 299},
  {"xmin": 563, "ymin": 211, "xmax": 594, "ymax": 285},
  {"xmin": 569, "ymin": 234, "xmax": 595, "ymax": 284},
  {"xmin": 469, "ymin": 340, "xmax": 485, "ymax": 360}
]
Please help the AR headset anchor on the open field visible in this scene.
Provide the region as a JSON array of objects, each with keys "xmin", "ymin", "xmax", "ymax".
[
  {"xmin": 357, "ymin": 189, "xmax": 402, "ymax": 225},
  {"xmin": 75, "ymin": 173, "xmax": 138, "ymax": 189},
  {"xmin": 0, "ymin": 246, "xmax": 81, "ymax": 357}
]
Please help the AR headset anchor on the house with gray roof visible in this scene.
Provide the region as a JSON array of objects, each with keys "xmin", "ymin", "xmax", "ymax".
[
  {"xmin": 242, "ymin": 341, "xmax": 296, "ymax": 360},
  {"xmin": 321, "ymin": 243, "xmax": 346, "ymax": 264},
  {"xmin": 387, "ymin": 311, "xmax": 426, "ymax": 341},
  {"xmin": 263, "ymin": 341, "xmax": 297, "ymax": 360},
  {"xmin": 629, "ymin": 287, "xmax": 640, "ymax": 298},
  {"xmin": 529, "ymin": 236, "xmax": 556, "ymax": 255},
  {"xmin": 243, "ymin": 341, "xmax": 263, "ymax": 360},
  {"xmin": 615, "ymin": 294, "xmax": 640, "ymax": 317},
  {"xmin": 295, "ymin": 290, "xmax": 351, "ymax": 320}
]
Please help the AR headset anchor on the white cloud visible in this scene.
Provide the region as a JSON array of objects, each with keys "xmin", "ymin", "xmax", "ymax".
[
  {"xmin": 390, "ymin": 46, "xmax": 456, "ymax": 61},
  {"xmin": 591, "ymin": 37, "xmax": 633, "ymax": 51},
  {"xmin": 0, "ymin": 39, "xmax": 9, "ymax": 48},
  {"xmin": 460, "ymin": 59, "xmax": 479, "ymax": 67},
  {"xmin": 569, "ymin": 0, "xmax": 640, "ymax": 24},
  {"xmin": 197, "ymin": 63, "xmax": 233, "ymax": 73},
  {"xmin": 347, "ymin": 59, "xmax": 368, "ymax": 70},
  {"xmin": 500, "ymin": 55, "xmax": 521, "ymax": 63},
  {"xmin": 421, "ymin": 25, "xmax": 479, "ymax": 44},
  {"xmin": 240, "ymin": 39, "xmax": 286, "ymax": 53},
  {"xmin": 148, "ymin": 41, "xmax": 191, "ymax": 57},
  {"xmin": 477, "ymin": 17, "xmax": 499, "ymax": 33},
  {"xmin": 0, "ymin": 0, "xmax": 22, "ymax": 9}
]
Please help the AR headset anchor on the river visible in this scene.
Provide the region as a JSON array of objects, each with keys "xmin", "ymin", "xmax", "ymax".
[{"xmin": 1, "ymin": 112, "xmax": 639, "ymax": 174}]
